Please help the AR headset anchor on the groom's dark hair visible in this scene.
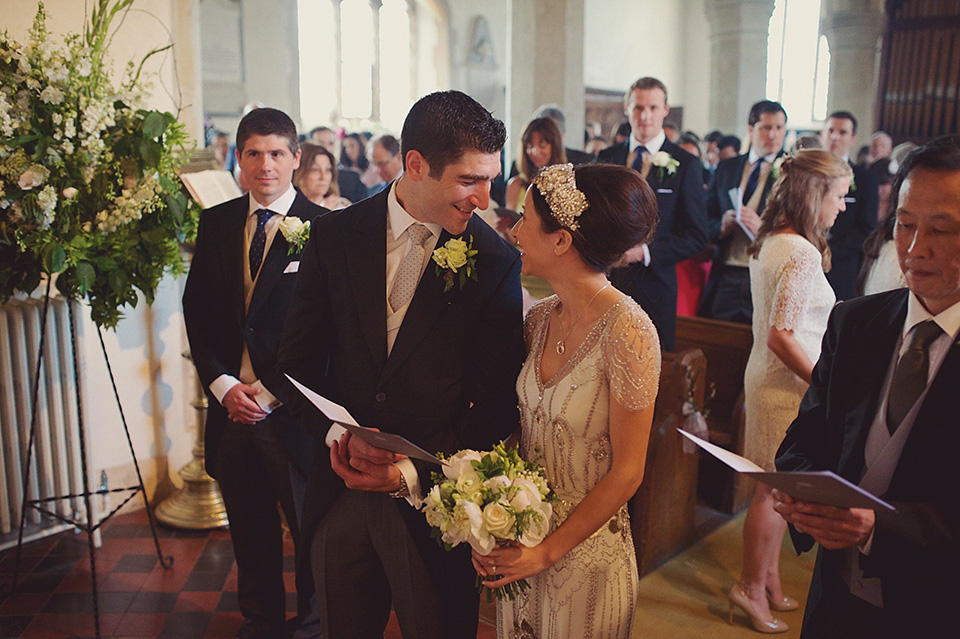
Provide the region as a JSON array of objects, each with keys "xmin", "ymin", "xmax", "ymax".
[{"xmin": 400, "ymin": 90, "xmax": 506, "ymax": 179}]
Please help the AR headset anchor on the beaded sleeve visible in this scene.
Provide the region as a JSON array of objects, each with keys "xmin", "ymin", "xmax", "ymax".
[{"xmin": 602, "ymin": 302, "xmax": 661, "ymax": 412}]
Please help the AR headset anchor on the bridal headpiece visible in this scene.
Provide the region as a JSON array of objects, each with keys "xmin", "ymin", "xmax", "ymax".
[{"xmin": 532, "ymin": 163, "xmax": 589, "ymax": 232}]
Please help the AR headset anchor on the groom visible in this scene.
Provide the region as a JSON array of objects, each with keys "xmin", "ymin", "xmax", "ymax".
[{"xmin": 277, "ymin": 90, "xmax": 524, "ymax": 638}]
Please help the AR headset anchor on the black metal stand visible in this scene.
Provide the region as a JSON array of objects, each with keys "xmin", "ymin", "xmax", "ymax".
[{"xmin": 6, "ymin": 280, "xmax": 173, "ymax": 638}]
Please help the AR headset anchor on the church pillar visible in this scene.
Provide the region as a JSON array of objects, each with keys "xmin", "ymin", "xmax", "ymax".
[
  {"xmin": 703, "ymin": 0, "xmax": 776, "ymax": 140},
  {"xmin": 821, "ymin": 0, "xmax": 886, "ymax": 137},
  {"xmin": 506, "ymin": 0, "xmax": 586, "ymax": 149}
]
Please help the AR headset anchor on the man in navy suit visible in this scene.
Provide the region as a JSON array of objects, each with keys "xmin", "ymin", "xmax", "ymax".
[
  {"xmin": 820, "ymin": 110, "xmax": 879, "ymax": 301},
  {"xmin": 774, "ymin": 135, "xmax": 960, "ymax": 638},
  {"xmin": 277, "ymin": 91, "xmax": 524, "ymax": 639},
  {"xmin": 699, "ymin": 100, "xmax": 787, "ymax": 323},
  {"xmin": 597, "ymin": 77, "xmax": 708, "ymax": 349},
  {"xmin": 183, "ymin": 108, "xmax": 325, "ymax": 638}
]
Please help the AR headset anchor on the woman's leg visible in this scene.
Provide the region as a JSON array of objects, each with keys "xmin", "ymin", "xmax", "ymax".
[{"xmin": 738, "ymin": 482, "xmax": 787, "ymax": 622}]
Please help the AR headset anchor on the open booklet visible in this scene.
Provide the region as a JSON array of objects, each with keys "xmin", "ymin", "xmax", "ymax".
[
  {"xmin": 285, "ymin": 374, "xmax": 446, "ymax": 466},
  {"xmin": 727, "ymin": 186, "xmax": 756, "ymax": 242},
  {"xmin": 679, "ymin": 430, "xmax": 895, "ymax": 511}
]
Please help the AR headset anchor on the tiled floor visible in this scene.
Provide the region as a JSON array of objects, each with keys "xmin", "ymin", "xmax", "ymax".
[{"xmin": 0, "ymin": 510, "xmax": 497, "ymax": 638}]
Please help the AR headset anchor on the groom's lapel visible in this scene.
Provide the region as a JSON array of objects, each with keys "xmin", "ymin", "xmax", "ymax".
[
  {"xmin": 380, "ymin": 229, "xmax": 452, "ymax": 381},
  {"xmin": 345, "ymin": 201, "xmax": 389, "ymax": 371}
]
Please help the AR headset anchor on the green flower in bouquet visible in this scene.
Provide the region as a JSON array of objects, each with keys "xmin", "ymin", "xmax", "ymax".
[{"xmin": 0, "ymin": 1, "xmax": 192, "ymax": 328}]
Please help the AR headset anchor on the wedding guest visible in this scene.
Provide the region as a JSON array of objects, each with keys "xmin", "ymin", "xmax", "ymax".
[
  {"xmin": 774, "ymin": 134, "xmax": 960, "ymax": 638},
  {"xmin": 476, "ymin": 163, "xmax": 660, "ymax": 638},
  {"xmin": 867, "ymin": 157, "xmax": 896, "ymax": 222},
  {"xmin": 857, "ymin": 213, "xmax": 905, "ymax": 296},
  {"xmin": 505, "ymin": 117, "xmax": 567, "ymax": 211},
  {"xmin": 210, "ymin": 130, "xmax": 230, "ymax": 170},
  {"xmin": 507, "ymin": 104, "xmax": 594, "ymax": 181},
  {"xmin": 731, "ymin": 150, "xmax": 851, "ymax": 633},
  {"xmin": 277, "ymin": 90, "xmax": 523, "ymax": 639},
  {"xmin": 183, "ymin": 108, "xmax": 324, "ymax": 639},
  {"xmin": 293, "ymin": 142, "xmax": 351, "ymax": 210},
  {"xmin": 869, "ymin": 131, "xmax": 893, "ymax": 163},
  {"xmin": 704, "ymin": 130, "xmax": 723, "ymax": 179},
  {"xmin": 340, "ymin": 131, "xmax": 379, "ymax": 188},
  {"xmin": 368, "ymin": 134, "xmax": 403, "ymax": 196},
  {"xmin": 719, "ymin": 134, "xmax": 742, "ymax": 160}
]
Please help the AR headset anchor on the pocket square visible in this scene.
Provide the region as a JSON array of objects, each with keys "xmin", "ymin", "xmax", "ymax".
[
  {"xmin": 844, "ymin": 196, "xmax": 856, "ymax": 203},
  {"xmin": 284, "ymin": 261, "xmax": 300, "ymax": 274},
  {"xmin": 656, "ymin": 188, "xmax": 673, "ymax": 194}
]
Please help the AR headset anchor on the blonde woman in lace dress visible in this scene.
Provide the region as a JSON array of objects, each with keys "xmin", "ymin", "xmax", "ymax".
[
  {"xmin": 471, "ymin": 164, "xmax": 661, "ymax": 639},
  {"xmin": 730, "ymin": 150, "xmax": 852, "ymax": 633}
]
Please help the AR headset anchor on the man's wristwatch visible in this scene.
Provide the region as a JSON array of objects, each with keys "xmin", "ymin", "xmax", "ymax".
[{"xmin": 388, "ymin": 471, "xmax": 409, "ymax": 499}]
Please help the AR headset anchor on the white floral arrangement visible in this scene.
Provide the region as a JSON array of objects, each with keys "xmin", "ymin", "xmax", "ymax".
[
  {"xmin": 0, "ymin": 1, "xmax": 191, "ymax": 328},
  {"xmin": 278, "ymin": 216, "xmax": 310, "ymax": 255},
  {"xmin": 651, "ymin": 150, "xmax": 680, "ymax": 180},
  {"xmin": 422, "ymin": 441, "xmax": 557, "ymax": 600},
  {"xmin": 432, "ymin": 235, "xmax": 478, "ymax": 292}
]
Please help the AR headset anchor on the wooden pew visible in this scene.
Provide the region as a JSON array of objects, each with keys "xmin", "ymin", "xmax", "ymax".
[
  {"xmin": 630, "ymin": 347, "xmax": 706, "ymax": 577},
  {"xmin": 674, "ymin": 315, "xmax": 754, "ymax": 513}
]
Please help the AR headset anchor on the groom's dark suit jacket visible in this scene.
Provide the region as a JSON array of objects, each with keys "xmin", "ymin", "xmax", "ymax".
[
  {"xmin": 776, "ymin": 289, "xmax": 960, "ymax": 637},
  {"xmin": 276, "ymin": 186, "xmax": 524, "ymax": 631},
  {"xmin": 183, "ymin": 192, "xmax": 325, "ymax": 476},
  {"xmin": 597, "ymin": 139, "xmax": 708, "ymax": 350}
]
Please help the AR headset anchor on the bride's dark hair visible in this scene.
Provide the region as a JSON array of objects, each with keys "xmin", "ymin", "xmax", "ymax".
[{"xmin": 531, "ymin": 164, "xmax": 657, "ymax": 272}]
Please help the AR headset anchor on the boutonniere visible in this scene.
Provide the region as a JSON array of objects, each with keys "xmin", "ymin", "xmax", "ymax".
[
  {"xmin": 848, "ymin": 179, "xmax": 857, "ymax": 193},
  {"xmin": 771, "ymin": 156, "xmax": 785, "ymax": 180},
  {"xmin": 651, "ymin": 151, "xmax": 680, "ymax": 181},
  {"xmin": 278, "ymin": 216, "xmax": 310, "ymax": 255},
  {"xmin": 432, "ymin": 235, "xmax": 478, "ymax": 292}
]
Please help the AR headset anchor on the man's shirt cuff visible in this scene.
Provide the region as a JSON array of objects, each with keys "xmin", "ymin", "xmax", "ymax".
[{"xmin": 210, "ymin": 374, "xmax": 240, "ymax": 405}]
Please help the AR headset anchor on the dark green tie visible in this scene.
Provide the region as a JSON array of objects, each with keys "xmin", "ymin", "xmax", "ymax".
[{"xmin": 886, "ymin": 320, "xmax": 943, "ymax": 434}]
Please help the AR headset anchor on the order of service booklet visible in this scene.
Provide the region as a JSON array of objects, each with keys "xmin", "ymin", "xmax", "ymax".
[
  {"xmin": 679, "ymin": 430, "xmax": 895, "ymax": 511},
  {"xmin": 285, "ymin": 374, "xmax": 445, "ymax": 466}
]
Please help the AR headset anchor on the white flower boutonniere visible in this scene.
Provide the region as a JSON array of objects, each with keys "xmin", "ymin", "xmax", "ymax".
[
  {"xmin": 651, "ymin": 151, "xmax": 680, "ymax": 181},
  {"xmin": 278, "ymin": 216, "xmax": 310, "ymax": 255},
  {"xmin": 432, "ymin": 235, "xmax": 478, "ymax": 292},
  {"xmin": 771, "ymin": 156, "xmax": 786, "ymax": 181}
]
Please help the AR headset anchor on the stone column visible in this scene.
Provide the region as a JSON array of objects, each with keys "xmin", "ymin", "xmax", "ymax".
[
  {"xmin": 820, "ymin": 0, "xmax": 886, "ymax": 136},
  {"xmin": 506, "ymin": 0, "xmax": 586, "ymax": 149},
  {"xmin": 703, "ymin": 0, "xmax": 776, "ymax": 139}
]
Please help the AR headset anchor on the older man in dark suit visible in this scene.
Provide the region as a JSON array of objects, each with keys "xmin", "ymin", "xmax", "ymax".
[
  {"xmin": 183, "ymin": 108, "xmax": 325, "ymax": 639},
  {"xmin": 597, "ymin": 77, "xmax": 708, "ymax": 350},
  {"xmin": 774, "ymin": 135, "xmax": 960, "ymax": 638},
  {"xmin": 277, "ymin": 91, "xmax": 524, "ymax": 639}
]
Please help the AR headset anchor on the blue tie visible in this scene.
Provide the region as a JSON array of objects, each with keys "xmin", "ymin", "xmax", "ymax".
[
  {"xmin": 249, "ymin": 209, "xmax": 273, "ymax": 279},
  {"xmin": 631, "ymin": 146, "xmax": 648, "ymax": 172},
  {"xmin": 742, "ymin": 159, "xmax": 764, "ymax": 205}
]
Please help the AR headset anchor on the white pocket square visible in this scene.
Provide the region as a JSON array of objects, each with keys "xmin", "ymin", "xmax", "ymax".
[
  {"xmin": 656, "ymin": 188, "xmax": 673, "ymax": 194},
  {"xmin": 844, "ymin": 196, "xmax": 856, "ymax": 203},
  {"xmin": 284, "ymin": 261, "xmax": 300, "ymax": 273}
]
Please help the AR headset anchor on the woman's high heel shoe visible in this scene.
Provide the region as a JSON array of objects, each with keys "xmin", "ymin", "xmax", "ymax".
[
  {"xmin": 727, "ymin": 584, "xmax": 789, "ymax": 634},
  {"xmin": 766, "ymin": 588, "xmax": 799, "ymax": 612}
]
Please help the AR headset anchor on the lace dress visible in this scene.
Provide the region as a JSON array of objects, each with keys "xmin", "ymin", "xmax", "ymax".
[
  {"xmin": 498, "ymin": 296, "xmax": 661, "ymax": 639},
  {"xmin": 743, "ymin": 233, "xmax": 835, "ymax": 470}
]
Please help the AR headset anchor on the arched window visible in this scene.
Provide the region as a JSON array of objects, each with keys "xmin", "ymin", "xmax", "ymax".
[
  {"xmin": 766, "ymin": 0, "xmax": 830, "ymax": 128},
  {"xmin": 298, "ymin": 0, "xmax": 442, "ymax": 134}
]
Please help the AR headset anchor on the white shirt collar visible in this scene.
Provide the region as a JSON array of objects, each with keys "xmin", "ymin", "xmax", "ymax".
[
  {"xmin": 748, "ymin": 148, "xmax": 780, "ymax": 165},
  {"xmin": 630, "ymin": 129, "xmax": 666, "ymax": 155},
  {"xmin": 387, "ymin": 182, "xmax": 442, "ymax": 242},
  {"xmin": 904, "ymin": 291, "xmax": 960, "ymax": 341},
  {"xmin": 247, "ymin": 183, "xmax": 296, "ymax": 217}
]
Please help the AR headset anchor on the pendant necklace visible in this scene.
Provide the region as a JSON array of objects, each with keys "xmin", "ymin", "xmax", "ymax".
[{"xmin": 556, "ymin": 283, "xmax": 609, "ymax": 355}]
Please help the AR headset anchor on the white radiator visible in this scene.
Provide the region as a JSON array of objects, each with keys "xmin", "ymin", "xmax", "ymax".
[{"xmin": 0, "ymin": 296, "xmax": 86, "ymax": 550}]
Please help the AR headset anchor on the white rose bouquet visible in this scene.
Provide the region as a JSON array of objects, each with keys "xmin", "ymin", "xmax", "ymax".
[
  {"xmin": 421, "ymin": 441, "xmax": 556, "ymax": 601},
  {"xmin": 431, "ymin": 235, "xmax": 478, "ymax": 292}
]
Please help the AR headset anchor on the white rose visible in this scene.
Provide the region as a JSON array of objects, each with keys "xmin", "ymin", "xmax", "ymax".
[
  {"xmin": 483, "ymin": 475, "xmax": 511, "ymax": 494},
  {"xmin": 509, "ymin": 477, "xmax": 543, "ymax": 512},
  {"xmin": 482, "ymin": 501, "xmax": 516, "ymax": 539},
  {"xmin": 442, "ymin": 450, "xmax": 482, "ymax": 480},
  {"xmin": 518, "ymin": 501, "xmax": 553, "ymax": 547}
]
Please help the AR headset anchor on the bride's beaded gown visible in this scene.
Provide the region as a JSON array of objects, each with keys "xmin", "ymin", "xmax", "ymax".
[
  {"xmin": 744, "ymin": 233, "xmax": 835, "ymax": 470},
  {"xmin": 498, "ymin": 296, "xmax": 661, "ymax": 639}
]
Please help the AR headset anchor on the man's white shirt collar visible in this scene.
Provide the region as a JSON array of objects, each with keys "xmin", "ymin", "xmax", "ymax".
[
  {"xmin": 247, "ymin": 183, "xmax": 296, "ymax": 217},
  {"xmin": 387, "ymin": 182, "xmax": 442, "ymax": 242},
  {"xmin": 748, "ymin": 148, "xmax": 780, "ymax": 165},
  {"xmin": 630, "ymin": 129, "xmax": 666, "ymax": 155},
  {"xmin": 904, "ymin": 292, "xmax": 960, "ymax": 341}
]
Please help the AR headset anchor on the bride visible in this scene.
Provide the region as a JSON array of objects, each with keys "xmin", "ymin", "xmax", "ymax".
[{"xmin": 472, "ymin": 163, "xmax": 661, "ymax": 638}]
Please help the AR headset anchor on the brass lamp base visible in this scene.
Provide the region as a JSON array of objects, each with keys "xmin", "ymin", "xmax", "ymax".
[{"xmin": 155, "ymin": 456, "xmax": 228, "ymax": 529}]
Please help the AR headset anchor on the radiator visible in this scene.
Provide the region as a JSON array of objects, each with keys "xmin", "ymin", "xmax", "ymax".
[{"xmin": 0, "ymin": 295, "xmax": 86, "ymax": 550}]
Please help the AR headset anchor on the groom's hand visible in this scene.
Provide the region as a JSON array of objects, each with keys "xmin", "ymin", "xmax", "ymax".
[{"xmin": 330, "ymin": 432, "xmax": 404, "ymax": 492}]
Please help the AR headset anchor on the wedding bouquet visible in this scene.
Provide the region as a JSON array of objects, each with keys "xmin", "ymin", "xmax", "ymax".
[
  {"xmin": 421, "ymin": 441, "xmax": 556, "ymax": 600},
  {"xmin": 0, "ymin": 1, "xmax": 192, "ymax": 328}
]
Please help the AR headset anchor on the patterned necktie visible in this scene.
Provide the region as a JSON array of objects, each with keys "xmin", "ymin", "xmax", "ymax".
[
  {"xmin": 631, "ymin": 145, "xmax": 648, "ymax": 172},
  {"xmin": 389, "ymin": 223, "xmax": 432, "ymax": 312},
  {"xmin": 249, "ymin": 209, "xmax": 274, "ymax": 280},
  {"xmin": 742, "ymin": 158, "xmax": 764, "ymax": 205},
  {"xmin": 886, "ymin": 320, "xmax": 943, "ymax": 434}
]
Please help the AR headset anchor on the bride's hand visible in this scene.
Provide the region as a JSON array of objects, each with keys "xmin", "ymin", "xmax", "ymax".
[{"xmin": 473, "ymin": 541, "xmax": 553, "ymax": 588}]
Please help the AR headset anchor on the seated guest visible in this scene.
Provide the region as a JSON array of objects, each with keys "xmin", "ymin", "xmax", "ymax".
[
  {"xmin": 718, "ymin": 134, "xmax": 741, "ymax": 160},
  {"xmin": 507, "ymin": 104, "xmax": 594, "ymax": 180},
  {"xmin": 857, "ymin": 212, "xmax": 905, "ymax": 297},
  {"xmin": 293, "ymin": 142, "xmax": 351, "ymax": 210},
  {"xmin": 311, "ymin": 126, "xmax": 368, "ymax": 203},
  {"xmin": 704, "ymin": 129, "xmax": 723, "ymax": 179},
  {"xmin": 868, "ymin": 130, "xmax": 893, "ymax": 163},
  {"xmin": 368, "ymin": 134, "xmax": 403, "ymax": 196},
  {"xmin": 774, "ymin": 135, "xmax": 960, "ymax": 638},
  {"xmin": 700, "ymin": 100, "xmax": 787, "ymax": 324},
  {"xmin": 867, "ymin": 157, "xmax": 896, "ymax": 222},
  {"xmin": 340, "ymin": 132, "xmax": 378, "ymax": 189},
  {"xmin": 505, "ymin": 117, "xmax": 567, "ymax": 211}
]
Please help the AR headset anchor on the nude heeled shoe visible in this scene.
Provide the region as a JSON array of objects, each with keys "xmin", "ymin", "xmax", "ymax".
[
  {"xmin": 727, "ymin": 584, "xmax": 789, "ymax": 634},
  {"xmin": 766, "ymin": 588, "xmax": 800, "ymax": 612}
]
